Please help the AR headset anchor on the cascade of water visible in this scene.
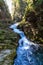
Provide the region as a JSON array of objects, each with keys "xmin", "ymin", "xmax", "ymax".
[{"xmin": 10, "ymin": 23, "xmax": 43, "ymax": 65}]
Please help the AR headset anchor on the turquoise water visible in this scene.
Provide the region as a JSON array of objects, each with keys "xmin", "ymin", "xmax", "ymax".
[{"xmin": 10, "ymin": 23, "xmax": 43, "ymax": 65}]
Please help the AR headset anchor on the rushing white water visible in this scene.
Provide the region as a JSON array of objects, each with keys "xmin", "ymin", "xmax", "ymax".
[{"xmin": 10, "ymin": 23, "xmax": 43, "ymax": 65}]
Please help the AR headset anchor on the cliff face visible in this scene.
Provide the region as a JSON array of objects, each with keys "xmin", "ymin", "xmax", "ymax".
[
  {"xmin": 12, "ymin": 0, "xmax": 27, "ymax": 21},
  {"xmin": 0, "ymin": 0, "xmax": 11, "ymax": 20},
  {"xmin": 20, "ymin": 0, "xmax": 43, "ymax": 44}
]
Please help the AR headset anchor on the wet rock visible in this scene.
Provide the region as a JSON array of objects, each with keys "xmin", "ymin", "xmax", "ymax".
[{"xmin": 0, "ymin": 49, "xmax": 16, "ymax": 65}]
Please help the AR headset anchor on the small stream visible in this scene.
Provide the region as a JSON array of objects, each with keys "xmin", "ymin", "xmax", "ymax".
[{"xmin": 10, "ymin": 23, "xmax": 43, "ymax": 65}]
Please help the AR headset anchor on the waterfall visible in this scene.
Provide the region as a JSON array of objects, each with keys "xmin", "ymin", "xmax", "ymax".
[{"xmin": 10, "ymin": 23, "xmax": 43, "ymax": 65}]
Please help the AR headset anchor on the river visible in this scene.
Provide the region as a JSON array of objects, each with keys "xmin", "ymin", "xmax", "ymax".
[{"xmin": 10, "ymin": 23, "xmax": 43, "ymax": 65}]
